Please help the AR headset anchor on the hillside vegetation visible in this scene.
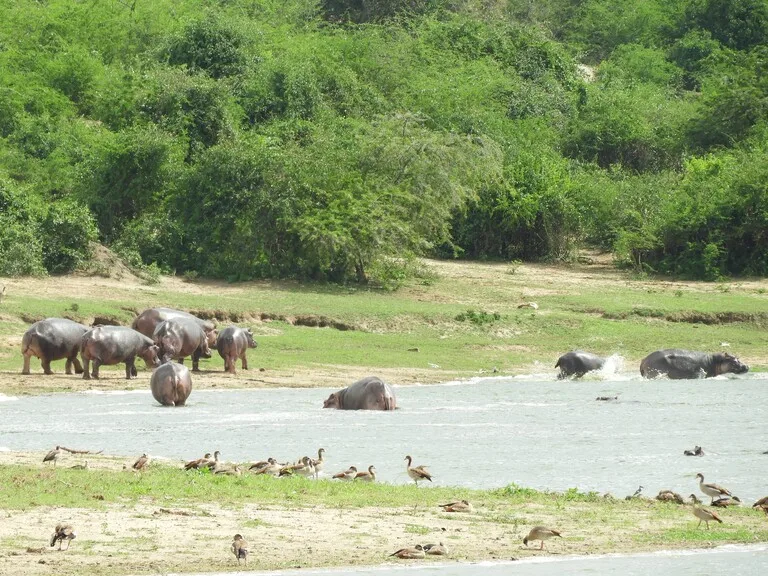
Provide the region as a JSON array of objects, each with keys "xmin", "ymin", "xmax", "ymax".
[{"xmin": 1, "ymin": 0, "xmax": 767, "ymax": 284}]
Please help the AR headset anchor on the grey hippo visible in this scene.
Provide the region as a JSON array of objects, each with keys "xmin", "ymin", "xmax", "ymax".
[
  {"xmin": 323, "ymin": 376, "xmax": 397, "ymax": 410},
  {"xmin": 555, "ymin": 351, "xmax": 606, "ymax": 379},
  {"xmin": 132, "ymin": 307, "xmax": 217, "ymax": 347},
  {"xmin": 21, "ymin": 318, "xmax": 89, "ymax": 375},
  {"xmin": 640, "ymin": 349, "xmax": 749, "ymax": 379},
  {"xmin": 150, "ymin": 362, "xmax": 192, "ymax": 406},
  {"xmin": 152, "ymin": 317, "xmax": 212, "ymax": 372},
  {"xmin": 80, "ymin": 325, "xmax": 161, "ymax": 379},
  {"xmin": 216, "ymin": 326, "xmax": 257, "ymax": 374}
]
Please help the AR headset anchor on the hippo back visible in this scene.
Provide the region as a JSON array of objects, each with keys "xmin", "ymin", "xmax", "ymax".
[
  {"xmin": 133, "ymin": 307, "xmax": 215, "ymax": 339},
  {"xmin": 323, "ymin": 376, "xmax": 396, "ymax": 410},
  {"xmin": 555, "ymin": 350, "xmax": 605, "ymax": 379},
  {"xmin": 640, "ymin": 349, "xmax": 749, "ymax": 379},
  {"xmin": 22, "ymin": 318, "xmax": 89, "ymax": 358},
  {"xmin": 150, "ymin": 362, "xmax": 192, "ymax": 406}
]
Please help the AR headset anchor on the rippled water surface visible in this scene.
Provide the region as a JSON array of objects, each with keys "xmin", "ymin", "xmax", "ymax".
[{"xmin": 1, "ymin": 374, "xmax": 767, "ymax": 501}]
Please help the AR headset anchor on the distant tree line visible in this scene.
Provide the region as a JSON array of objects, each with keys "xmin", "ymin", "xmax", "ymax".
[{"xmin": 1, "ymin": 0, "xmax": 766, "ymax": 283}]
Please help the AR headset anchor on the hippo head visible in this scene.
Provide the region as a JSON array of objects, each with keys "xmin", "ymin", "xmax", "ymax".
[
  {"xmin": 245, "ymin": 328, "xmax": 257, "ymax": 349},
  {"xmin": 323, "ymin": 392, "xmax": 340, "ymax": 409},
  {"xmin": 205, "ymin": 329, "xmax": 218, "ymax": 348},
  {"xmin": 716, "ymin": 353, "xmax": 749, "ymax": 375},
  {"xmin": 142, "ymin": 344, "xmax": 162, "ymax": 368},
  {"xmin": 199, "ymin": 339, "xmax": 212, "ymax": 359}
]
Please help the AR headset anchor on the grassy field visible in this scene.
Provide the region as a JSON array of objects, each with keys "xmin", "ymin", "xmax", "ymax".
[{"xmin": 1, "ymin": 256, "xmax": 767, "ymax": 394}]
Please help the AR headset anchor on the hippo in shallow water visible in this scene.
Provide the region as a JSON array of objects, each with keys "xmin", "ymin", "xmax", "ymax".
[
  {"xmin": 21, "ymin": 318, "xmax": 89, "ymax": 375},
  {"xmin": 80, "ymin": 326, "xmax": 160, "ymax": 379},
  {"xmin": 555, "ymin": 351, "xmax": 606, "ymax": 379},
  {"xmin": 132, "ymin": 307, "xmax": 217, "ymax": 348},
  {"xmin": 216, "ymin": 326, "xmax": 257, "ymax": 375},
  {"xmin": 150, "ymin": 362, "xmax": 192, "ymax": 406},
  {"xmin": 323, "ymin": 376, "xmax": 397, "ymax": 410},
  {"xmin": 153, "ymin": 317, "xmax": 211, "ymax": 372},
  {"xmin": 640, "ymin": 349, "xmax": 749, "ymax": 379}
]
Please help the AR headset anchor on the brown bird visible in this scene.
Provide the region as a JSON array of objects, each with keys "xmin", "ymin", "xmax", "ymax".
[
  {"xmin": 279, "ymin": 456, "xmax": 315, "ymax": 478},
  {"xmin": 332, "ymin": 465, "xmax": 358, "ymax": 481},
  {"xmin": 753, "ymin": 496, "xmax": 768, "ymax": 508},
  {"xmin": 423, "ymin": 542, "xmax": 448, "ymax": 555},
  {"xmin": 132, "ymin": 453, "xmax": 149, "ymax": 471},
  {"xmin": 232, "ymin": 534, "xmax": 248, "ymax": 564},
  {"xmin": 249, "ymin": 457, "xmax": 276, "ymax": 472},
  {"xmin": 43, "ymin": 446, "xmax": 61, "ymax": 467},
  {"xmin": 689, "ymin": 493, "xmax": 703, "ymax": 505},
  {"xmin": 215, "ymin": 465, "xmax": 242, "ymax": 476},
  {"xmin": 656, "ymin": 490, "xmax": 684, "ymax": 504},
  {"xmin": 712, "ymin": 496, "xmax": 741, "ymax": 508},
  {"xmin": 389, "ymin": 544, "xmax": 425, "ymax": 559},
  {"xmin": 691, "ymin": 498, "xmax": 723, "ymax": 529},
  {"xmin": 312, "ymin": 448, "xmax": 326, "ymax": 479},
  {"xmin": 354, "ymin": 465, "xmax": 376, "ymax": 482},
  {"xmin": 50, "ymin": 524, "xmax": 76, "ymax": 550},
  {"xmin": 523, "ymin": 526, "xmax": 562, "ymax": 550},
  {"xmin": 405, "ymin": 455, "xmax": 432, "ymax": 485},
  {"xmin": 184, "ymin": 453, "xmax": 212, "ymax": 470},
  {"xmin": 69, "ymin": 461, "xmax": 89, "ymax": 470},
  {"xmin": 253, "ymin": 459, "xmax": 281, "ymax": 477},
  {"xmin": 439, "ymin": 499, "xmax": 473, "ymax": 512},
  {"xmin": 696, "ymin": 473, "xmax": 733, "ymax": 504},
  {"xmin": 755, "ymin": 504, "xmax": 768, "ymax": 516},
  {"xmin": 202, "ymin": 450, "xmax": 221, "ymax": 472}
]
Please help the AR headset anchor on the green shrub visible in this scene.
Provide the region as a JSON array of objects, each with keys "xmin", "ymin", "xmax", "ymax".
[
  {"xmin": 41, "ymin": 201, "xmax": 98, "ymax": 274},
  {"xmin": 166, "ymin": 16, "xmax": 247, "ymax": 79}
]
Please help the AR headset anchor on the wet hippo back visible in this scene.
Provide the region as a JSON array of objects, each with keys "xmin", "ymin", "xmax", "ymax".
[
  {"xmin": 150, "ymin": 362, "xmax": 192, "ymax": 406},
  {"xmin": 640, "ymin": 349, "xmax": 749, "ymax": 379},
  {"xmin": 133, "ymin": 308, "xmax": 216, "ymax": 339},
  {"xmin": 323, "ymin": 376, "xmax": 397, "ymax": 410},
  {"xmin": 21, "ymin": 318, "xmax": 89, "ymax": 375},
  {"xmin": 80, "ymin": 325, "xmax": 160, "ymax": 380},
  {"xmin": 555, "ymin": 351, "xmax": 606, "ymax": 379}
]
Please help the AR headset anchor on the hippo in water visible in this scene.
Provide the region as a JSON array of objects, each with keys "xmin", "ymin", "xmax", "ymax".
[
  {"xmin": 216, "ymin": 326, "xmax": 257, "ymax": 375},
  {"xmin": 640, "ymin": 349, "xmax": 749, "ymax": 379},
  {"xmin": 150, "ymin": 362, "xmax": 192, "ymax": 406},
  {"xmin": 132, "ymin": 307, "xmax": 217, "ymax": 348},
  {"xmin": 153, "ymin": 317, "xmax": 211, "ymax": 372},
  {"xmin": 80, "ymin": 326, "xmax": 161, "ymax": 379},
  {"xmin": 21, "ymin": 318, "xmax": 89, "ymax": 375},
  {"xmin": 323, "ymin": 376, "xmax": 396, "ymax": 410},
  {"xmin": 555, "ymin": 351, "xmax": 606, "ymax": 379}
]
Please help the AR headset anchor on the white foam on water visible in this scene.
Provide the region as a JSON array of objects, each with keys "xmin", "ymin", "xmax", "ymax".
[
  {"xmin": 0, "ymin": 393, "xmax": 18, "ymax": 402},
  {"xmin": 81, "ymin": 389, "xmax": 149, "ymax": 396}
]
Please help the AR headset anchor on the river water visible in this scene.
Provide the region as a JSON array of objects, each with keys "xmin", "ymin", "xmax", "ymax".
[{"xmin": 1, "ymin": 372, "xmax": 766, "ymax": 503}]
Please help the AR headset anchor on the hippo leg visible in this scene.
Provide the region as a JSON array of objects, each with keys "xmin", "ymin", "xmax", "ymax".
[
  {"xmin": 71, "ymin": 355, "xmax": 84, "ymax": 374},
  {"xmin": 82, "ymin": 357, "xmax": 91, "ymax": 380},
  {"xmin": 125, "ymin": 358, "xmax": 136, "ymax": 379},
  {"xmin": 65, "ymin": 358, "xmax": 74, "ymax": 375},
  {"xmin": 192, "ymin": 351, "xmax": 201, "ymax": 372},
  {"xmin": 241, "ymin": 352, "xmax": 248, "ymax": 371},
  {"xmin": 130, "ymin": 364, "xmax": 138, "ymax": 377},
  {"xmin": 22, "ymin": 353, "xmax": 32, "ymax": 375},
  {"xmin": 41, "ymin": 358, "xmax": 54, "ymax": 375},
  {"xmin": 226, "ymin": 356, "xmax": 236, "ymax": 375},
  {"xmin": 91, "ymin": 359, "xmax": 102, "ymax": 379}
]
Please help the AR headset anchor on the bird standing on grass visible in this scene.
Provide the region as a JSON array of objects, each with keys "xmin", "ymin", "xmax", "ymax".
[
  {"xmin": 232, "ymin": 534, "xmax": 248, "ymax": 564},
  {"xmin": 523, "ymin": 526, "xmax": 562, "ymax": 550},
  {"xmin": 690, "ymin": 497, "xmax": 723, "ymax": 529},
  {"xmin": 43, "ymin": 446, "xmax": 61, "ymax": 467},
  {"xmin": 184, "ymin": 453, "xmax": 212, "ymax": 470},
  {"xmin": 132, "ymin": 453, "xmax": 149, "ymax": 471},
  {"xmin": 332, "ymin": 465, "xmax": 358, "ymax": 481},
  {"xmin": 405, "ymin": 455, "xmax": 432, "ymax": 485},
  {"xmin": 50, "ymin": 524, "xmax": 76, "ymax": 550},
  {"xmin": 354, "ymin": 465, "xmax": 376, "ymax": 482}
]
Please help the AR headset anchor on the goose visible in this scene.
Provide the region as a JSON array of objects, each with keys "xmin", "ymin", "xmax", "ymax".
[
  {"xmin": 50, "ymin": 524, "xmax": 76, "ymax": 550},
  {"xmin": 696, "ymin": 473, "xmax": 733, "ymax": 503},
  {"xmin": 279, "ymin": 456, "xmax": 314, "ymax": 478},
  {"xmin": 689, "ymin": 493, "xmax": 703, "ymax": 505},
  {"xmin": 132, "ymin": 453, "xmax": 149, "ymax": 471},
  {"xmin": 43, "ymin": 446, "xmax": 61, "ymax": 467},
  {"xmin": 232, "ymin": 534, "xmax": 248, "ymax": 564},
  {"xmin": 215, "ymin": 465, "xmax": 242, "ymax": 477},
  {"xmin": 354, "ymin": 465, "xmax": 376, "ymax": 482},
  {"xmin": 70, "ymin": 461, "xmax": 89, "ymax": 470},
  {"xmin": 439, "ymin": 500, "xmax": 473, "ymax": 512},
  {"xmin": 523, "ymin": 526, "xmax": 562, "ymax": 550},
  {"xmin": 405, "ymin": 455, "xmax": 432, "ymax": 485},
  {"xmin": 753, "ymin": 496, "xmax": 768, "ymax": 508},
  {"xmin": 249, "ymin": 457, "xmax": 276, "ymax": 472},
  {"xmin": 184, "ymin": 453, "xmax": 212, "ymax": 470},
  {"xmin": 691, "ymin": 499, "xmax": 723, "ymax": 529},
  {"xmin": 655, "ymin": 490, "xmax": 684, "ymax": 504},
  {"xmin": 312, "ymin": 448, "xmax": 326, "ymax": 479},
  {"xmin": 712, "ymin": 496, "xmax": 741, "ymax": 508},
  {"xmin": 203, "ymin": 451, "xmax": 221, "ymax": 472},
  {"xmin": 389, "ymin": 544, "xmax": 425, "ymax": 559},
  {"xmin": 253, "ymin": 459, "xmax": 282, "ymax": 477},
  {"xmin": 332, "ymin": 466, "xmax": 358, "ymax": 481},
  {"xmin": 423, "ymin": 542, "xmax": 448, "ymax": 555}
]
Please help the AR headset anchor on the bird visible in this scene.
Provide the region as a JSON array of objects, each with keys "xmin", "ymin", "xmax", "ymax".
[
  {"xmin": 132, "ymin": 453, "xmax": 149, "ymax": 471},
  {"xmin": 202, "ymin": 451, "xmax": 221, "ymax": 472},
  {"xmin": 389, "ymin": 544, "xmax": 425, "ymax": 559},
  {"xmin": 655, "ymin": 490, "xmax": 684, "ymax": 504},
  {"xmin": 184, "ymin": 453, "xmax": 212, "ymax": 470},
  {"xmin": 332, "ymin": 465, "xmax": 358, "ymax": 481},
  {"xmin": 279, "ymin": 456, "xmax": 314, "ymax": 478},
  {"xmin": 215, "ymin": 465, "xmax": 242, "ymax": 477},
  {"xmin": 50, "ymin": 524, "xmax": 76, "ymax": 550},
  {"xmin": 423, "ymin": 542, "xmax": 448, "ymax": 555},
  {"xmin": 43, "ymin": 446, "xmax": 61, "ymax": 467},
  {"xmin": 755, "ymin": 504, "xmax": 768, "ymax": 516},
  {"xmin": 70, "ymin": 461, "xmax": 89, "ymax": 470},
  {"xmin": 405, "ymin": 455, "xmax": 432, "ymax": 485},
  {"xmin": 689, "ymin": 493, "xmax": 703, "ymax": 505},
  {"xmin": 312, "ymin": 448, "xmax": 326, "ymax": 479},
  {"xmin": 712, "ymin": 496, "xmax": 741, "ymax": 508},
  {"xmin": 523, "ymin": 526, "xmax": 562, "ymax": 550},
  {"xmin": 753, "ymin": 496, "xmax": 768, "ymax": 508},
  {"xmin": 696, "ymin": 473, "xmax": 733, "ymax": 503},
  {"xmin": 249, "ymin": 457, "xmax": 276, "ymax": 472},
  {"xmin": 691, "ymin": 497, "xmax": 723, "ymax": 529},
  {"xmin": 253, "ymin": 459, "xmax": 281, "ymax": 477},
  {"xmin": 232, "ymin": 534, "xmax": 248, "ymax": 564},
  {"xmin": 354, "ymin": 465, "xmax": 376, "ymax": 482},
  {"xmin": 439, "ymin": 500, "xmax": 473, "ymax": 512},
  {"xmin": 625, "ymin": 485, "xmax": 644, "ymax": 500}
]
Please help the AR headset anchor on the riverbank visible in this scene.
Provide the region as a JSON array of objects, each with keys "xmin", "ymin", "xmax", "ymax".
[
  {"xmin": 1, "ymin": 255, "xmax": 767, "ymax": 396},
  {"xmin": 1, "ymin": 451, "xmax": 766, "ymax": 576}
]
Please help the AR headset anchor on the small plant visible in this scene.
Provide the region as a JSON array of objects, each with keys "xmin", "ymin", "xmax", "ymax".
[
  {"xmin": 505, "ymin": 259, "xmax": 523, "ymax": 275},
  {"xmin": 455, "ymin": 309, "xmax": 502, "ymax": 325},
  {"xmin": 70, "ymin": 303, "xmax": 80, "ymax": 312},
  {"xmin": 674, "ymin": 290, "xmax": 683, "ymax": 297},
  {"xmin": 404, "ymin": 524, "xmax": 430, "ymax": 535}
]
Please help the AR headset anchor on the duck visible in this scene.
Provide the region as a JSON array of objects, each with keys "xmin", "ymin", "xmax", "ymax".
[
  {"xmin": 439, "ymin": 500, "xmax": 473, "ymax": 512},
  {"xmin": 656, "ymin": 490, "xmax": 684, "ymax": 504},
  {"xmin": 684, "ymin": 446, "xmax": 705, "ymax": 456},
  {"xmin": 70, "ymin": 461, "xmax": 89, "ymax": 470},
  {"xmin": 215, "ymin": 465, "xmax": 242, "ymax": 477},
  {"xmin": 696, "ymin": 473, "xmax": 733, "ymax": 503},
  {"xmin": 50, "ymin": 524, "xmax": 76, "ymax": 550},
  {"xmin": 523, "ymin": 526, "xmax": 562, "ymax": 550},
  {"xmin": 232, "ymin": 534, "xmax": 248, "ymax": 564},
  {"xmin": 332, "ymin": 465, "xmax": 358, "ymax": 481},
  {"xmin": 43, "ymin": 446, "xmax": 61, "ymax": 467},
  {"xmin": 184, "ymin": 453, "xmax": 212, "ymax": 470},
  {"xmin": 279, "ymin": 456, "xmax": 315, "ymax": 478},
  {"xmin": 132, "ymin": 453, "xmax": 149, "ymax": 471},
  {"xmin": 712, "ymin": 496, "xmax": 741, "ymax": 508},
  {"xmin": 312, "ymin": 448, "xmax": 326, "ymax": 479},
  {"xmin": 249, "ymin": 457, "xmax": 276, "ymax": 472},
  {"xmin": 405, "ymin": 455, "xmax": 432, "ymax": 485},
  {"xmin": 689, "ymin": 493, "xmax": 703, "ymax": 505},
  {"xmin": 354, "ymin": 465, "xmax": 376, "ymax": 482},
  {"xmin": 423, "ymin": 542, "xmax": 448, "ymax": 556},
  {"xmin": 389, "ymin": 544, "xmax": 425, "ymax": 559},
  {"xmin": 253, "ymin": 459, "xmax": 282, "ymax": 477},
  {"xmin": 691, "ymin": 498, "xmax": 723, "ymax": 529},
  {"xmin": 203, "ymin": 451, "xmax": 221, "ymax": 472},
  {"xmin": 752, "ymin": 496, "xmax": 768, "ymax": 508}
]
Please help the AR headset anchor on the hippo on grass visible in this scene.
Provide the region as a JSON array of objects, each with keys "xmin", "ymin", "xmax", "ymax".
[
  {"xmin": 21, "ymin": 318, "xmax": 89, "ymax": 375},
  {"xmin": 80, "ymin": 326, "xmax": 160, "ymax": 380},
  {"xmin": 216, "ymin": 326, "xmax": 257, "ymax": 375},
  {"xmin": 640, "ymin": 349, "xmax": 749, "ymax": 379},
  {"xmin": 555, "ymin": 351, "xmax": 606, "ymax": 379},
  {"xmin": 323, "ymin": 376, "xmax": 396, "ymax": 410},
  {"xmin": 153, "ymin": 317, "xmax": 211, "ymax": 371},
  {"xmin": 132, "ymin": 307, "xmax": 217, "ymax": 348},
  {"xmin": 150, "ymin": 362, "xmax": 192, "ymax": 406}
]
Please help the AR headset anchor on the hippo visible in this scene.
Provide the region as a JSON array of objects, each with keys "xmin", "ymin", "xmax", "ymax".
[
  {"xmin": 150, "ymin": 362, "xmax": 192, "ymax": 406},
  {"xmin": 153, "ymin": 317, "xmax": 211, "ymax": 371},
  {"xmin": 555, "ymin": 351, "xmax": 606, "ymax": 379},
  {"xmin": 323, "ymin": 376, "xmax": 396, "ymax": 410},
  {"xmin": 80, "ymin": 325, "xmax": 161, "ymax": 379},
  {"xmin": 640, "ymin": 349, "xmax": 749, "ymax": 379},
  {"xmin": 216, "ymin": 326, "xmax": 257, "ymax": 374},
  {"xmin": 21, "ymin": 318, "xmax": 89, "ymax": 375},
  {"xmin": 132, "ymin": 307, "xmax": 217, "ymax": 348}
]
